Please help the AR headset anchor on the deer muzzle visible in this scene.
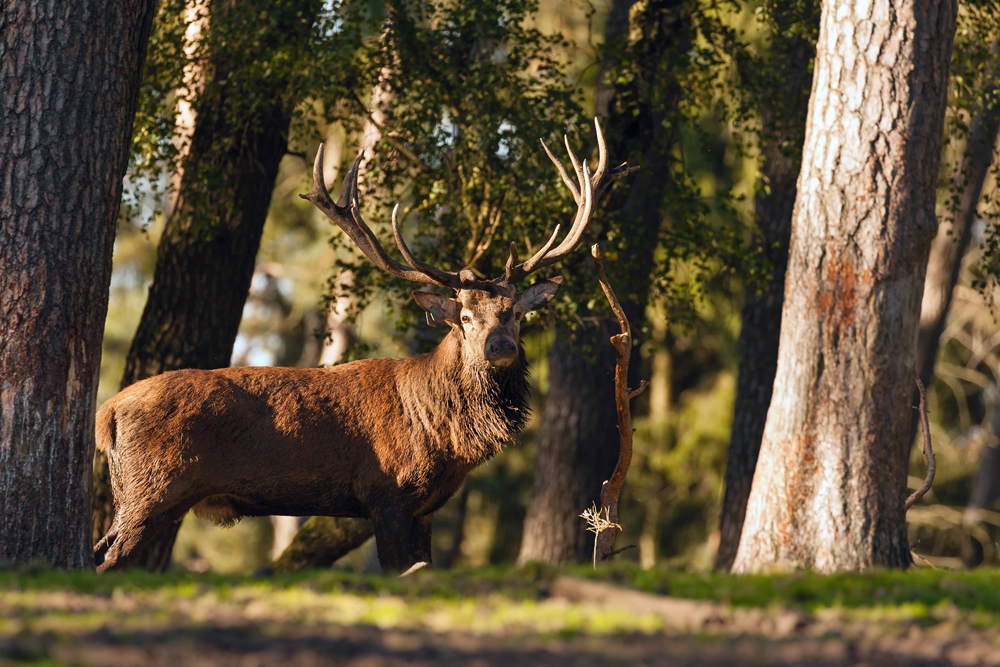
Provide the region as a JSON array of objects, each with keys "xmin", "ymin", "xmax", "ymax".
[{"xmin": 484, "ymin": 337, "xmax": 518, "ymax": 367}]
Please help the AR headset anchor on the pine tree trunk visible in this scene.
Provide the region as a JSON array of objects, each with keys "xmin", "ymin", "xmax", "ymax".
[
  {"xmin": 716, "ymin": 141, "xmax": 798, "ymax": 571},
  {"xmin": 518, "ymin": 331, "xmax": 621, "ymax": 563},
  {"xmin": 1, "ymin": 0, "xmax": 156, "ymax": 569},
  {"xmin": 733, "ymin": 0, "xmax": 956, "ymax": 573},
  {"xmin": 91, "ymin": 0, "xmax": 318, "ymax": 570},
  {"xmin": 716, "ymin": 17, "xmax": 818, "ymax": 571}
]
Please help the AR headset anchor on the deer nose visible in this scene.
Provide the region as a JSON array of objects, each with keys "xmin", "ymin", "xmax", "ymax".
[
  {"xmin": 485, "ymin": 338, "xmax": 517, "ymax": 367},
  {"xmin": 490, "ymin": 340, "xmax": 516, "ymax": 355}
]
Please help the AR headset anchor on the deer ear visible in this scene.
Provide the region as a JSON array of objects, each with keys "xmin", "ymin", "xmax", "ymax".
[
  {"xmin": 412, "ymin": 291, "xmax": 461, "ymax": 327},
  {"xmin": 518, "ymin": 277, "xmax": 563, "ymax": 312}
]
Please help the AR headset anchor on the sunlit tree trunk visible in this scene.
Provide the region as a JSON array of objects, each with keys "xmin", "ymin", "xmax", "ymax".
[
  {"xmin": 1, "ymin": 0, "xmax": 156, "ymax": 568},
  {"xmin": 733, "ymin": 0, "xmax": 956, "ymax": 573},
  {"xmin": 92, "ymin": 0, "xmax": 319, "ymax": 571},
  {"xmin": 716, "ymin": 16, "xmax": 817, "ymax": 571},
  {"xmin": 716, "ymin": 141, "xmax": 799, "ymax": 571}
]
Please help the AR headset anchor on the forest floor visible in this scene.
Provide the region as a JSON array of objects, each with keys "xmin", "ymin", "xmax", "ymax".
[{"xmin": 2, "ymin": 564, "xmax": 1000, "ymax": 666}]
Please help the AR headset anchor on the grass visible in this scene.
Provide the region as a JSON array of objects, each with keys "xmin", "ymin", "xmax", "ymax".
[
  {"xmin": 4, "ymin": 563, "xmax": 1000, "ymax": 616},
  {"xmin": 5, "ymin": 564, "xmax": 1000, "ymax": 665}
]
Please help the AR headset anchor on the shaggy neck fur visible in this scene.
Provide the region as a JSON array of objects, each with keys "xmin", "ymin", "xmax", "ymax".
[{"xmin": 401, "ymin": 328, "xmax": 530, "ymax": 464}]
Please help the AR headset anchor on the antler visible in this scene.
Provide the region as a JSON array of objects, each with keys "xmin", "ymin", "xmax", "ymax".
[
  {"xmin": 300, "ymin": 145, "xmax": 469, "ymax": 290},
  {"xmin": 504, "ymin": 118, "xmax": 637, "ymax": 283}
]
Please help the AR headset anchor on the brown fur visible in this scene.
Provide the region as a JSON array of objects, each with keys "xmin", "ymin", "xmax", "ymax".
[{"xmin": 94, "ymin": 281, "xmax": 556, "ymax": 573}]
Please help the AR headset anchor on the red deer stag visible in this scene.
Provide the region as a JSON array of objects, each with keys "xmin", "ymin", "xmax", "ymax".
[{"xmin": 93, "ymin": 119, "xmax": 633, "ymax": 573}]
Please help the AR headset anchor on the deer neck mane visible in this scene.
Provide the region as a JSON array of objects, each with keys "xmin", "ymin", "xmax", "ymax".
[{"xmin": 403, "ymin": 328, "xmax": 530, "ymax": 463}]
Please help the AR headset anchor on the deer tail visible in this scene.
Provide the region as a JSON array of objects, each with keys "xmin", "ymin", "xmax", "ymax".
[
  {"xmin": 95, "ymin": 404, "xmax": 116, "ymax": 453},
  {"xmin": 95, "ymin": 403, "xmax": 125, "ymax": 507}
]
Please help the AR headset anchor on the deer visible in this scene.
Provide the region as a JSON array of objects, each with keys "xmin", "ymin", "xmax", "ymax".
[{"xmin": 93, "ymin": 119, "xmax": 634, "ymax": 573}]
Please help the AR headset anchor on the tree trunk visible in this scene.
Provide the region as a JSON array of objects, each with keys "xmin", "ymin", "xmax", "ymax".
[
  {"xmin": 92, "ymin": 0, "xmax": 318, "ymax": 570},
  {"xmin": 1, "ymin": 0, "xmax": 156, "ymax": 568},
  {"xmin": 732, "ymin": 0, "xmax": 956, "ymax": 573},
  {"xmin": 715, "ymin": 142, "xmax": 798, "ymax": 572},
  {"xmin": 518, "ymin": 0, "xmax": 692, "ymax": 565},
  {"xmin": 272, "ymin": 517, "xmax": 374, "ymax": 572},
  {"xmin": 916, "ymin": 40, "xmax": 1000, "ymax": 400},
  {"xmin": 716, "ymin": 20, "xmax": 818, "ymax": 571},
  {"xmin": 518, "ymin": 331, "xmax": 621, "ymax": 563},
  {"xmin": 962, "ymin": 388, "xmax": 1000, "ymax": 567}
]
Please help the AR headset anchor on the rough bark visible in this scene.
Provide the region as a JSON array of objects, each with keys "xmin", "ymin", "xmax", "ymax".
[
  {"xmin": 716, "ymin": 22, "xmax": 817, "ymax": 571},
  {"xmin": 1, "ymin": 0, "xmax": 157, "ymax": 568},
  {"xmin": 517, "ymin": 0, "xmax": 691, "ymax": 566},
  {"xmin": 732, "ymin": 0, "xmax": 956, "ymax": 573},
  {"xmin": 92, "ymin": 0, "xmax": 318, "ymax": 570},
  {"xmin": 715, "ymin": 142, "xmax": 799, "ymax": 572},
  {"xmin": 518, "ymin": 331, "xmax": 622, "ymax": 563}
]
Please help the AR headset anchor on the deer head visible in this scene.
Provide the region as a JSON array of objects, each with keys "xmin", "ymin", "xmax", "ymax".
[{"xmin": 300, "ymin": 119, "xmax": 635, "ymax": 370}]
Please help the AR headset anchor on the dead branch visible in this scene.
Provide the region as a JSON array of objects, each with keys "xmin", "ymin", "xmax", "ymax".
[
  {"xmin": 905, "ymin": 379, "xmax": 936, "ymax": 511},
  {"xmin": 590, "ymin": 244, "xmax": 648, "ymax": 564}
]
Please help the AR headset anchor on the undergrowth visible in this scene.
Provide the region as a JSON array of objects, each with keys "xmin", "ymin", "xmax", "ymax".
[{"xmin": 2, "ymin": 562, "xmax": 1000, "ymax": 615}]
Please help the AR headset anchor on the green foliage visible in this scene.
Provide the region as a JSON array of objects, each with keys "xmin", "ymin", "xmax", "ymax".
[
  {"xmin": 323, "ymin": 0, "xmax": 765, "ymax": 347},
  {"xmin": 950, "ymin": 2, "xmax": 1000, "ymax": 297},
  {"xmin": 330, "ymin": 0, "xmax": 585, "ymax": 341},
  {"xmin": 123, "ymin": 0, "xmax": 364, "ymax": 230}
]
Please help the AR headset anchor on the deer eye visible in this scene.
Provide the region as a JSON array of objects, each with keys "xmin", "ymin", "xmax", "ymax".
[{"xmin": 461, "ymin": 314, "xmax": 472, "ymax": 324}]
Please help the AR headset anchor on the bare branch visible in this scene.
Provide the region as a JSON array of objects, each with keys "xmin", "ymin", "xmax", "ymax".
[
  {"xmin": 629, "ymin": 380, "xmax": 649, "ymax": 400},
  {"xmin": 905, "ymin": 379, "xmax": 936, "ymax": 511},
  {"xmin": 589, "ymin": 243, "xmax": 648, "ymax": 564}
]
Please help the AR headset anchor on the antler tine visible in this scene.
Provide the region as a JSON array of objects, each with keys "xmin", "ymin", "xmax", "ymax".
[
  {"xmin": 505, "ymin": 117, "xmax": 635, "ymax": 283},
  {"xmin": 505, "ymin": 242, "xmax": 519, "ymax": 281},
  {"xmin": 301, "ymin": 148, "xmax": 462, "ymax": 289},
  {"xmin": 516, "ymin": 224, "xmax": 561, "ymax": 276},
  {"xmin": 540, "ymin": 138, "xmax": 580, "ymax": 201},
  {"xmin": 543, "ymin": 161, "xmax": 593, "ymax": 260},
  {"xmin": 339, "ymin": 150, "xmax": 363, "ymax": 207},
  {"xmin": 563, "ymin": 135, "xmax": 585, "ymax": 204},
  {"xmin": 591, "ymin": 117, "xmax": 608, "ymax": 189},
  {"xmin": 392, "ymin": 205, "xmax": 465, "ymax": 288}
]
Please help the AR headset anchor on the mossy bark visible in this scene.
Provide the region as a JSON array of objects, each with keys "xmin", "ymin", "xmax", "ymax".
[{"xmin": 272, "ymin": 517, "xmax": 374, "ymax": 572}]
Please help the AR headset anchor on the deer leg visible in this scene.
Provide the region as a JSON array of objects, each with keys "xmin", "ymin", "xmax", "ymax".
[
  {"xmin": 410, "ymin": 513, "xmax": 433, "ymax": 565},
  {"xmin": 93, "ymin": 514, "xmax": 122, "ymax": 568},
  {"xmin": 97, "ymin": 506, "xmax": 187, "ymax": 572},
  {"xmin": 371, "ymin": 506, "xmax": 418, "ymax": 573}
]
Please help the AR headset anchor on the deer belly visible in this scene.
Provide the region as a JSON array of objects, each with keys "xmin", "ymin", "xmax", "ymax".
[{"xmin": 192, "ymin": 484, "xmax": 368, "ymax": 525}]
